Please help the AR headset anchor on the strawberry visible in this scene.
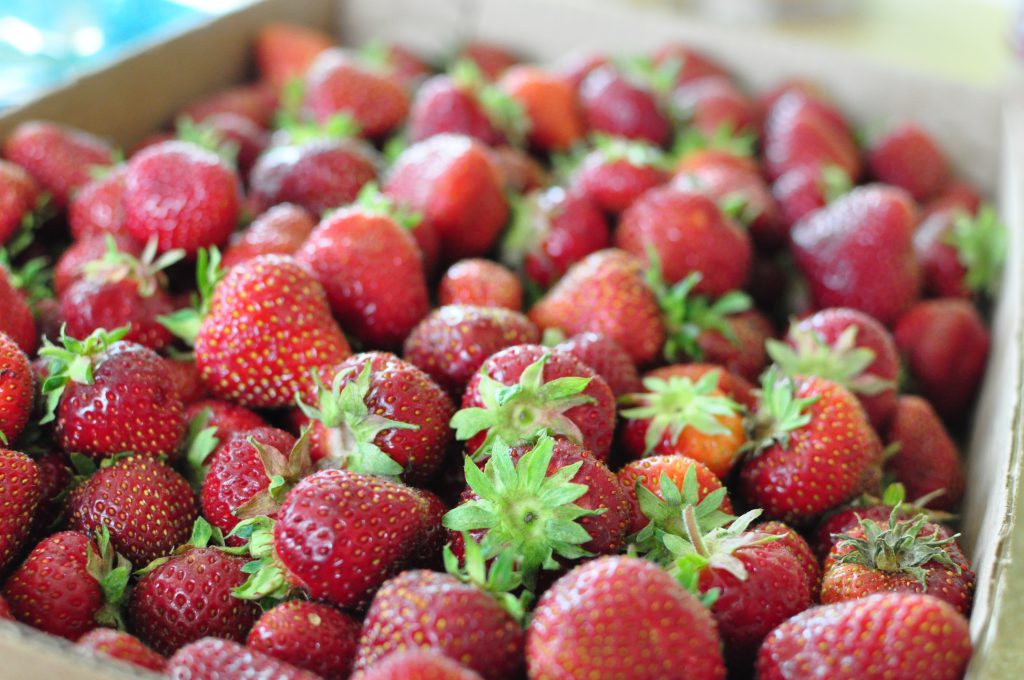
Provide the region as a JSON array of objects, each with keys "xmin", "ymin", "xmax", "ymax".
[
  {"xmin": 923, "ymin": 179, "xmax": 982, "ymax": 221},
  {"xmin": 579, "ymin": 64, "xmax": 672, "ymax": 146},
  {"xmin": 455, "ymin": 41, "xmax": 520, "ymax": 80},
  {"xmin": 894, "ymin": 298, "xmax": 989, "ymax": 421},
  {"xmin": 822, "ymin": 508, "xmax": 974, "ymax": 614},
  {"xmin": 39, "ymin": 328, "xmax": 185, "ymax": 460},
  {"xmin": 2, "ymin": 121, "xmax": 114, "ymax": 208},
  {"xmin": 403, "ymin": 305, "xmax": 539, "ymax": 399},
  {"xmin": 128, "ymin": 519, "xmax": 260, "ymax": 655},
  {"xmin": 620, "ymin": 370, "xmax": 745, "ymax": 478},
  {"xmin": 740, "ymin": 370, "xmax": 883, "ymax": 524},
  {"xmin": 762, "ymin": 91, "xmax": 861, "ymax": 182},
  {"xmin": 756, "ymin": 592, "xmax": 971, "ymax": 680},
  {"xmin": 295, "ymin": 203, "xmax": 429, "ymax": 350},
  {"xmin": 353, "ymin": 650, "xmax": 484, "ymax": 680},
  {"xmin": 791, "ymin": 184, "xmax": 922, "ymax": 326},
  {"xmin": 255, "ymin": 22, "xmax": 334, "ymax": 89},
  {"xmin": 671, "ymin": 76, "xmax": 755, "ymax": 139},
  {"xmin": 179, "ymin": 83, "xmax": 278, "ymax": 128},
  {"xmin": 53, "ymin": 232, "xmax": 143, "ymax": 296},
  {"xmin": 499, "ymin": 187, "xmax": 609, "ymax": 290},
  {"xmin": 183, "ymin": 398, "xmax": 266, "ymax": 448},
  {"xmin": 0, "ymin": 265, "xmax": 39, "ymax": 354},
  {"xmin": 66, "ymin": 453, "xmax": 198, "ymax": 566},
  {"xmin": 767, "ymin": 307, "xmax": 900, "ymax": 430},
  {"xmin": 487, "ymin": 144, "xmax": 548, "ymax": 193},
  {"xmin": 27, "ymin": 450, "xmax": 71, "ymax": 541},
  {"xmin": 0, "ymin": 159, "xmax": 40, "ymax": 245},
  {"xmin": 553, "ymin": 331, "xmax": 641, "ymax": 397},
  {"xmin": 886, "ymin": 396, "xmax": 965, "ymax": 510},
  {"xmin": 221, "ymin": 203, "xmax": 315, "ymax": 268},
  {"xmin": 529, "ymin": 249, "xmax": 665, "ymax": 366},
  {"xmin": 868, "ymin": 122, "xmax": 950, "ymax": 201},
  {"xmin": 383, "ymin": 133, "xmax": 509, "ymax": 263},
  {"xmin": 0, "ymin": 448, "xmax": 40, "ymax": 571},
  {"xmin": 645, "ymin": 362, "xmax": 757, "ymax": 410},
  {"xmin": 568, "ymin": 136, "xmax": 670, "ymax": 215},
  {"xmin": 3, "ymin": 528, "xmax": 130, "ymax": 640},
  {"xmin": 123, "ymin": 140, "xmax": 240, "ymax": 256},
  {"xmin": 652, "ymin": 43, "xmax": 730, "ymax": 86},
  {"xmin": 304, "ymin": 49, "xmax": 411, "ymax": 139},
  {"xmin": 353, "ymin": 181, "xmax": 442, "ymax": 273},
  {"xmin": 499, "ymin": 65, "xmax": 585, "ymax": 151},
  {"xmin": 75, "ymin": 629, "xmax": 166, "ymax": 673},
  {"xmin": 247, "ymin": 600, "xmax": 361, "ymax": 679},
  {"xmin": 772, "ymin": 164, "xmax": 852, "ymax": 227},
  {"xmin": 527, "ymin": 555, "xmax": 726, "ymax": 680},
  {"xmin": 168, "ymin": 637, "xmax": 319, "ymax": 679},
  {"xmin": 183, "ymin": 112, "xmax": 270, "ymax": 179},
  {"xmin": 359, "ymin": 40, "xmax": 433, "ymax": 88},
  {"xmin": 439, "ymin": 258, "xmax": 522, "ymax": 310},
  {"xmin": 454, "ymin": 345, "xmax": 616, "ymax": 460},
  {"xmin": 0, "ymin": 333, "xmax": 32, "ymax": 446},
  {"xmin": 618, "ymin": 454, "xmax": 734, "ymax": 535},
  {"xmin": 914, "ymin": 205, "xmax": 1005, "ymax": 299},
  {"xmin": 165, "ymin": 358, "xmax": 208, "ymax": 404},
  {"xmin": 756, "ymin": 519, "xmax": 821, "ymax": 595}
]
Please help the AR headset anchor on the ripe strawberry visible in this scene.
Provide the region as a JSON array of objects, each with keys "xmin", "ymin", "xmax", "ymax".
[
  {"xmin": 0, "ymin": 159, "xmax": 39, "ymax": 245},
  {"xmin": 295, "ymin": 204, "xmax": 429, "ymax": 350},
  {"xmin": 185, "ymin": 399, "xmax": 265, "ymax": 440},
  {"xmin": 40, "ymin": 328, "xmax": 185, "ymax": 460},
  {"xmin": 767, "ymin": 307, "xmax": 900, "ymax": 430},
  {"xmin": 914, "ymin": 205, "xmax": 1005, "ymax": 299},
  {"xmin": 772, "ymin": 164, "xmax": 852, "ymax": 227},
  {"xmin": 359, "ymin": 40, "xmax": 433, "ymax": 88},
  {"xmin": 255, "ymin": 22, "xmax": 334, "ymax": 89},
  {"xmin": 756, "ymin": 592, "xmax": 971, "ymax": 680},
  {"xmin": 247, "ymin": 600, "xmax": 361, "ymax": 679},
  {"xmin": 886, "ymin": 396, "xmax": 965, "ymax": 510},
  {"xmin": 439, "ymin": 258, "xmax": 522, "ymax": 310},
  {"xmin": 403, "ymin": 305, "xmax": 539, "ymax": 398},
  {"xmin": 27, "ymin": 450, "xmax": 71, "ymax": 541},
  {"xmin": 179, "ymin": 83, "xmax": 278, "ymax": 128},
  {"xmin": 822, "ymin": 509, "xmax": 974, "ymax": 614},
  {"xmin": 757, "ymin": 519, "xmax": 821, "ymax": 595},
  {"xmin": 620, "ymin": 370, "xmax": 745, "ymax": 478},
  {"xmin": 353, "ymin": 650, "xmax": 484, "ymax": 680},
  {"xmin": 527, "ymin": 555, "xmax": 726, "ymax": 680},
  {"xmin": 76, "ymin": 629, "xmax": 166, "ymax": 673},
  {"xmin": 652, "ymin": 43, "xmax": 730, "ymax": 86},
  {"xmin": 740, "ymin": 371, "xmax": 883, "ymax": 523},
  {"xmin": 488, "ymin": 144, "xmax": 548, "ymax": 193},
  {"xmin": 579, "ymin": 64, "xmax": 671, "ymax": 146},
  {"xmin": 894, "ymin": 298, "xmax": 989, "ymax": 421},
  {"xmin": 499, "ymin": 65, "xmax": 584, "ymax": 151},
  {"xmin": 529, "ymin": 249, "xmax": 665, "ymax": 366},
  {"xmin": 221, "ymin": 203, "xmax": 315, "ymax": 268},
  {"xmin": 791, "ymin": 184, "xmax": 922, "ymax": 326},
  {"xmin": 300, "ymin": 352, "xmax": 453, "ymax": 484},
  {"xmin": 0, "ymin": 333, "xmax": 32, "ymax": 446},
  {"xmin": 304, "ymin": 49, "xmax": 410, "ymax": 139},
  {"xmin": 165, "ymin": 358, "xmax": 208, "ymax": 404},
  {"xmin": 0, "ymin": 267, "xmax": 38, "ymax": 354},
  {"xmin": 183, "ymin": 112, "xmax": 270, "ymax": 180},
  {"xmin": 568, "ymin": 136, "xmax": 670, "ymax": 215},
  {"xmin": 671, "ymin": 76, "xmax": 755, "ymax": 138},
  {"xmin": 168, "ymin": 637, "xmax": 319, "ymax": 679},
  {"xmin": 2, "ymin": 121, "xmax": 114, "ymax": 208},
  {"xmin": 384, "ymin": 134, "xmax": 509, "ymax": 262},
  {"xmin": 455, "ymin": 41, "xmax": 520, "ymax": 80},
  {"xmin": 53, "ymin": 232, "xmax": 143, "ymax": 296},
  {"xmin": 3, "ymin": 528, "xmax": 129, "ymax": 640},
  {"xmin": 123, "ymin": 140, "xmax": 240, "ymax": 255},
  {"xmin": 553, "ymin": 331, "xmax": 641, "ymax": 397},
  {"xmin": 923, "ymin": 179, "xmax": 982, "ymax": 221},
  {"xmin": 762, "ymin": 91, "xmax": 861, "ymax": 182},
  {"xmin": 0, "ymin": 448, "xmax": 40, "ymax": 571},
  {"xmin": 868, "ymin": 123, "xmax": 950, "ymax": 201},
  {"xmin": 618, "ymin": 454, "xmax": 734, "ymax": 535}
]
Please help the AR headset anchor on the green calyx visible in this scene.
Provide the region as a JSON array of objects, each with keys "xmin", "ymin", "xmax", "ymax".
[
  {"xmin": 227, "ymin": 516, "xmax": 294, "ymax": 602},
  {"xmin": 945, "ymin": 205, "xmax": 1006, "ymax": 297},
  {"xmin": 183, "ymin": 408, "xmax": 219, "ymax": 489},
  {"xmin": 620, "ymin": 370, "xmax": 742, "ymax": 455},
  {"xmin": 233, "ymin": 426, "xmax": 315, "ymax": 520},
  {"xmin": 136, "ymin": 517, "xmax": 228, "ymax": 577},
  {"xmin": 614, "ymin": 54, "xmax": 680, "ymax": 98},
  {"xmin": 297, "ymin": 363, "xmax": 414, "ymax": 478},
  {"xmin": 449, "ymin": 59, "xmax": 531, "ymax": 147},
  {"xmin": 158, "ymin": 246, "xmax": 223, "ymax": 347},
  {"xmin": 834, "ymin": 505, "xmax": 961, "ymax": 585},
  {"xmin": 443, "ymin": 532, "xmax": 532, "ymax": 624},
  {"xmin": 39, "ymin": 325, "xmax": 131, "ymax": 424},
  {"xmin": 671, "ymin": 123, "xmax": 756, "ymax": 162},
  {"xmin": 766, "ymin": 324, "xmax": 893, "ymax": 397},
  {"xmin": 86, "ymin": 525, "xmax": 133, "ymax": 629},
  {"xmin": 442, "ymin": 436, "xmax": 600, "ymax": 591},
  {"xmin": 820, "ymin": 165, "xmax": 853, "ymax": 203},
  {"xmin": 83, "ymin": 235, "xmax": 185, "ymax": 298},
  {"xmin": 450, "ymin": 353, "xmax": 595, "ymax": 459},
  {"xmin": 0, "ymin": 248, "xmax": 52, "ymax": 305},
  {"xmin": 176, "ymin": 116, "xmax": 240, "ymax": 169},
  {"xmin": 499, "ymin": 191, "xmax": 547, "ymax": 271},
  {"xmin": 354, "ymin": 182, "xmax": 423, "ymax": 231},
  {"xmin": 743, "ymin": 367, "xmax": 819, "ymax": 455},
  {"xmin": 592, "ymin": 133, "xmax": 672, "ymax": 170}
]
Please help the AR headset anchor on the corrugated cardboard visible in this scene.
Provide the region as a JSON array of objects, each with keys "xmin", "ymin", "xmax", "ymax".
[{"xmin": 0, "ymin": 0, "xmax": 1019, "ymax": 676}]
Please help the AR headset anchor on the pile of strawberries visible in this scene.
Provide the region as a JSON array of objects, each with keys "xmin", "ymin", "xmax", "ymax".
[{"xmin": 0, "ymin": 20, "xmax": 1003, "ymax": 680}]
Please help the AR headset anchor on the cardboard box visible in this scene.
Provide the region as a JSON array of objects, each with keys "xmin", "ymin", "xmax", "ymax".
[{"xmin": 0, "ymin": 0, "xmax": 1020, "ymax": 676}]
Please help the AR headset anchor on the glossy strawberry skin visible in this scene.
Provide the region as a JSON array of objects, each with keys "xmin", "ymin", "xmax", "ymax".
[
  {"xmin": 672, "ymin": 76, "xmax": 755, "ymax": 137},
  {"xmin": 353, "ymin": 650, "xmax": 484, "ymax": 680},
  {"xmin": 499, "ymin": 65, "xmax": 585, "ymax": 152},
  {"xmin": 0, "ymin": 334, "xmax": 33, "ymax": 446},
  {"xmin": 579, "ymin": 66, "xmax": 671, "ymax": 146},
  {"xmin": 772, "ymin": 165, "xmax": 832, "ymax": 227},
  {"xmin": 222, "ymin": 203, "xmax": 315, "ymax": 269},
  {"xmin": 27, "ymin": 451, "xmax": 71, "ymax": 541},
  {"xmin": 762, "ymin": 91, "xmax": 861, "ymax": 182},
  {"xmin": 60, "ymin": 278, "xmax": 176, "ymax": 351},
  {"xmin": 516, "ymin": 188, "xmax": 609, "ymax": 289},
  {"xmin": 572, "ymin": 152, "xmax": 668, "ymax": 216},
  {"xmin": 527, "ymin": 556, "xmax": 726, "ymax": 680},
  {"xmin": 0, "ymin": 159, "xmax": 39, "ymax": 244},
  {"xmin": 53, "ymin": 232, "xmax": 143, "ymax": 296},
  {"xmin": 304, "ymin": 49, "xmax": 410, "ymax": 139},
  {"xmin": 355, "ymin": 570, "xmax": 524, "ymax": 680},
  {"xmin": 0, "ymin": 449, "xmax": 40, "ymax": 571},
  {"xmin": 913, "ymin": 207, "xmax": 974, "ymax": 299},
  {"xmin": 617, "ymin": 454, "xmax": 733, "ymax": 534},
  {"xmin": 408, "ymin": 75, "xmax": 505, "ymax": 146},
  {"xmin": 868, "ymin": 123, "xmax": 950, "ymax": 202},
  {"xmin": 76, "ymin": 629, "xmax": 167, "ymax": 672},
  {"xmin": 0, "ymin": 272, "xmax": 37, "ymax": 355},
  {"xmin": 555, "ymin": 332, "xmax": 642, "ymax": 397},
  {"xmin": 129, "ymin": 547, "xmax": 261, "ymax": 656},
  {"xmin": 247, "ymin": 600, "xmax": 361, "ymax": 680},
  {"xmin": 184, "ymin": 399, "xmax": 267, "ymax": 441},
  {"xmin": 757, "ymin": 520, "xmax": 822, "ymax": 596},
  {"xmin": 439, "ymin": 259, "xmax": 523, "ymax": 310},
  {"xmin": 885, "ymin": 396, "xmax": 965, "ymax": 510},
  {"xmin": 168, "ymin": 637, "xmax": 319, "ymax": 680}
]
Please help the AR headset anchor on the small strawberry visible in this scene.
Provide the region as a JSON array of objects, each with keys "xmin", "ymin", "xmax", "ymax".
[
  {"xmin": 487, "ymin": 144, "xmax": 548, "ymax": 193},
  {"xmin": 76, "ymin": 629, "xmax": 166, "ymax": 673},
  {"xmin": 0, "ymin": 448, "xmax": 40, "ymax": 571},
  {"xmin": 923, "ymin": 179, "xmax": 982, "ymax": 221},
  {"xmin": 914, "ymin": 205, "xmax": 1005, "ymax": 299},
  {"xmin": 756, "ymin": 592, "xmax": 971, "ymax": 680},
  {"xmin": 756, "ymin": 519, "xmax": 821, "ymax": 596},
  {"xmin": 527, "ymin": 555, "xmax": 726, "ymax": 680},
  {"xmin": 0, "ymin": 159, "xmax": 40, "ymax": 246},
  {"xmin": 499, "ymin": 65, "xmax": 585, "ymax": 151},
  {"xmin": 439, "ymin": 258, "xmax": 522, "ymax": 310},
  {"xmin": 27, "ymin": 450, "xmax": 71, "ymax": 540},
  {"xmin": 53, "ymin": 232, "xmax": 143, "ymax": 296},
  {"xmin": 671, "ymin": 76, "xmax": 755, "ymax": 139},
  {"xmin": 353, "ymin": 650, "xmax": 484, "ymax": 680},
  {"xmin": 618, "ymin": 455, "xmax": 734, "ymax": 537},
  {"xmin": 255, "ymin": 22, "xmax": 334, "ymax": 89},
  {"xmin": 222, "ymin": 203, "xmax": 315, "ymax": 268},
  {"xmin": 0, "ymin": 267, "xmax": 38, "ymax": 354},
  {"xmin": 185, "ymin": 399, "xmax": 266, "ymax": 442},
  {"xmin": 168, "ymin": 637, "xmax": 319, "ymax": 679},
  {"xmin": 886, "ymin": 396, "xmax": 965, "ymax": 510},
  {"xmin": 568, "ymin": 135, "xmax": 670, "ymax": 215},
  {"xmin": 761, "ymin": 91, "xmax": 861, "ymax": 182},
  {"xmin": 0, "ymin": 333, "xmax": 33, "ymax": 446},
  {"xmin": 652, "ymin": 43, "xmax": 730, "ymax": 86},
  {"xmin": 247, "ymin": 600, "xmax": 361, "ymax": 680},
  {"xmin": 358, "ymin": 40, "xmax": 433, "ymax": 87},
  {"xmin": 772, "ymin": 164, "xmax": 852, "ymax": 227},
  {"xmin": 179, "ymin": 83, "xmax": 277, "ymax": 127},
  {"xmin": 553, "ymin": 331, "xmax": 641, "ymax": 397},
  {"xmin": 403, "ymin": 305, "xmax": 539, "ymax": 399},
  {"xmin": 304, "ymin": 49, "xmax": 410, "ymax": 139},
  {"xmin": 867, "ymin": 122, "xmax": 950, "ymax": 201},
  {"xmin": 455, "ymin": 41, "xmax": 520, "ymax": 80},
  {"xmin": 579, "ymin": 64, "xmax": 672, "ymax": 146}
]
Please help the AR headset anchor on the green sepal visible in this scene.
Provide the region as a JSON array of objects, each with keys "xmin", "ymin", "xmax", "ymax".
[
  {"xmin": 176, "ymin": 116, "xmax": 240, "ymax": 169},
  {"xmin": 673, "ymin": 552, "xmax": 720, "ymax": 609},
  {"xmin": 233, "ymin": 425, "xmax": 315, "ymax": 520},
  {"xmin": 944, "ymin": 205, "xmax": 1006, "ymax": 297},
  {"xmin": 449, "ymin": 59, "xmax": 531, "ymax": 147},
  {"xmin": 742, "ymin": 367, "xmax": 820, "ymax": 456},
  {"xmin": 158, "ymin": 246, "xmax": 223, "ymax": 346},
  {"xmin": 382, "ymin": 134, "xmax": 408, "ymax": 164},
  {"xmin": 499, "ymin": 192, "xmax": 546, "ymax": 271},
  {"xmin": 663, "ymin": 505, "xmax": 779, "ymax": 583},
  {"xmin": 182, "ymin": 407, "xmax": 219, "ymax": 489},
  {"xmin": 766, "ymin": 324, "xmax": 894, "ymax": 397},
  {"xmin": 443, "ymin": 533, "xmax": 532, "ymax": 624},
  {"xmin": 274, "ymin": 78, "xmax": 307, "ymax": 131},
  {"xmin": 134, "ymin": 517, "xmax": 225, "ymax": 576},
  {"xmin": 354, "ymin": 181, "xmax": 423, "ymax": 231},
  {"xmin": 821, "ymin": 165, "xmax": 853, "ymax": 203},
  {"xmin": 0, "ymin": 249, "xmax": 52, "ymax": 305},
  {"xmin": 86, "ymin": 525, "xmax": 132, "ymax": 629},
  {"xmin": 591, "ymin": 133, "xmax": 671, "ymax": 170},
  {"xmin": 228, "ymin": 516, "xmax": 293, "ymax": 602},
  {"xmin": 670, "ymin": 123, "xmax": 756, "ymax": 162},
  {"xmin": 82, "ymin": 235, "xmax": 185, "ymax": 298},
  {"xmin": 38, "ymin": 325, "xmax": 131, "ymax": 424},
  {"xmin": 614, "ymin": 54, "xmax": 680, "ymax": 97}
]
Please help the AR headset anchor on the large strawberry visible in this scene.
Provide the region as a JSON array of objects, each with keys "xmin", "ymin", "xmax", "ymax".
[
  {"xmin": 527, "ymin": 555, "xmax": 726, "ymax": 680},
  {"xmin": 757, "ymin": 593, "xmax": 971, "ymax": 680},
  {"xmin": 568, "ymin": 135, "xmax": 670, "ymax": 215},
  {"xmin": 772, "ymin": 163, "xmax": 852, "ymax": 227},
  {"xmin": 0, "ymin": 333, "xmax": 32, "ymax": 446},
  {"xmin": 247, "ymin": 600, "xmax": 361, "ymax": 680},
  {"xmin": 914, "ymin": 205, "xmax": 1005, "ymax": 299},
  {"xmin": 885, "ymin": 396, "xmax": 965, "ymax": 510},
  {"xmin": 167, "ymin": 637, "xmax": 319, "ymax": 680},
  {"xmin": 499, "ymin": 65, "xmax": 585, "ymax": 151},
  {"xmin": 75, "ymin": 629, "xmax": 166, "ymax": 673},
  {"xmin": 761, "ymin": 91, "xmax": 861, "ymax": 182},
  {"xmin": 0, "ymin": 448, "xmax": 40, "ymax": 571},
  {"xmin": 0, "ymin": 159, "xmax": 39, "ymax": 245},
  {"xmin": 439, "ymin": 258, "xmax": 522, "ymax": 310},
  {"xmin": 221, "ymin": 203, "xmax": 315, "ymax": 268},
  {"xmin": 304, "ymin": 48, "xmax": 410, "ymax": 139},
  {"xmin": 579, "ymin": 64, "xmax": 672, "ymax": 146},
  {"xmin": 353, "ymin": 650, "xmax": 484, "ymax": 680},
  {"xmin": 867, "ymin": 122, "xmax": 950, "ymax": 202}
]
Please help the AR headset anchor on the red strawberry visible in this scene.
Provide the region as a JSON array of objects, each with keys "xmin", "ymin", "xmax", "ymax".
[
  {"xmin": 27, "ymin": 450, "xmax": 71, "ymax": 541},
  {"xmin": 67, "ymin": 453, "xmax": 198, "ymax": 566},
  {"xmin": 255, "ymin": 22, "xmax": 334, "ymax": 89},
  {"xmin": 2, "ymin": 121, "xmax": 114, "ymax": 208},
  {"xmin": 791, "ymin": 184, "xmax": 922, "ymax": 325},
  {"xmin": 359, "ymin": 41, "xmax": 433, "ymax": 88},
  {"xmin": 0, "ymin": 268, "xmax": 38, "ymax": 354},
  {"xmin": 671, "ymin": 76, "xmax": 755, "ymax": 139},
  {"xmin": 304, "ymin": 49, "xmax": 410, "ymax": 139},
  {"xmin": 487, "ymin": 144, "xmax": 548, "ymax": 193},
  {"xmin": 168, "ymin": 637, "xmax": 318, "ymax": 679},
  {"xmin": 53, "ymin": 232, "xmax": 143, "ymax": 296},
  {"xmin": 128, "ymin": 520, "xmax": 261, "ymax": 655},
  {"xmin": 618, "ymin": 454, "xmax": 734, "ymax": 535},
  {"xmin": 652, "ymin": 43, "xmax": 730, "ymax": 86},
  {"xmin": 579, "ymin": 65, "xmax": 671, "ymax": 146},
  {"xmin": 185, "ymin": 399, "xmax": 267, "ymax": 443},
  {"xmin": 299, "ymin": 352, "xmax": 454, "ymax": 484},
  {"xmin": 76, "ymin": 629, "xmax": 166, "ymax": 673},
  {"xmin": 569, "ymin": 136, "xmax": 670, "ymax": 215},
  {"xmin": 645, "ymin": 362, "xmax": 757, "ymax": 410},
  {"xmin": 384, "ymin": 134, "xmax": 509, "ymax": 263},
  {"xmin": 757, "ymin": 520, "xmax": 821, "ymax": 596},
  {"xmin": 499, "ymin": 65, "xmax": 585, "ymax": 152},
  {"xmin": 756, "ymin": 592, "xmax": 971, "ymax": 680},
  {"xmin": 811, "ymin": 485, "xmax": 934, "ymax": 561},
  {"xmin": 762, "ymin": 91, "xmax": 861, "ymax": 182},
  {"xmin": 767, "ymin": 307, "xmax": 900, "ymax": 430},
  {"xmin": 354, "ymin": 650, "xmax": 484, "ymax": 680},
  {"xmin": 40, "ymin": 329, "xmax": 186, "ymax": 460},
  {"xmin": 123, "ymin": 140, "xmax": 240, "ymax": 255},
  {"xmin": 0, "ymin": 333, "xmax": 32, "ymax": 446},
  {"xmin": 527, "ymin": 555, "xmax": 726, "ymax": 680},
  {"xmin": 868, "ymin": 123, "xmax": 950, "ymax": 201},
  {"xmin": 772, "ymin": 164, "xmax": 852, "ymax": 227},
  {"xmin": 0, "ymin": 448, "xmax": 40, "ymax": 571},
  {"xmin": 822, "ymin": 509, "xmax": 974, "ymax": 614},
  {"xmin": 0, "ymin": 159, "xmax": 39, "ymax": 245},
  {"xmin": 740, "ymin": 371, "xmax": 883, "ymax": 524},
  {"xmin": 295, "ymin": 204, "xmax": 429, "ymax": 350},
  {"xmin": 221, "ymin": 203, "xmax": 315, "ymax": 268},
  {"xmin": 894, "ymin": 298, "xmax": 989, "ymax": 421},
  {"xmin": 885, "ymin": 396, "xmax": 965, "ymax": 510},
  {"xmin": 403, "ymin": 305, "xmax": 539, "ymax": 398},
  {"xmin": 185, "ymin": 112, "xmax": 270, "ymax": 179},
  {"xmin": 247, "ymin": 600, "xmax": 361, "ymax": 679},
  {"xmin": 439, "ymin": 258, "xmax": 522, "ymax": 310},
  {"xmin": 455, "ymin": 41, "xmax": 520, "ymax": 80},
  {"xmin": 3, "ymin": 528, "xmax": 129, "ymax": 640},
  {"xmin": 554, "ymin": 331, "xmax": 641, "ymax": 397},
  {"xmin": 914, "ymin": 205, "xmax": 1005, "ymax": 299},
  {"xmin": 164, "ymin": 357, "xmax": 207, "ymax": 404},
  {"xmin": 529, "ymin": 249, "xmax": 665, "ymax": 366},
  {"xmin": 923, "ymin": 179, "xmax": 982, "ymax": 221},
  {"xmin": 179, "ymin": 83, "xmax": 278, "ymax": 128}
]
